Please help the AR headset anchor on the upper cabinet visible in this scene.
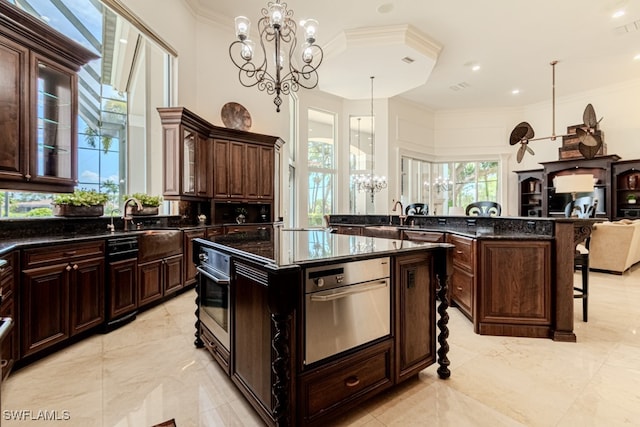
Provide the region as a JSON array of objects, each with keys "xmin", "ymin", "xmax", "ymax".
[
  {"xmin": 514, "ymin": 169, "xmax": 544, "ymax": 217},
  {"xmin": 613, "ymin": 160, "xmax": 640, "ymax": 220},
  {"xmin": 0, "ymin": 2, "xmax": 98, "ymax": 193},
  {"xmin": 158, "ymin": 106, "xmax": 284, "ymax": 205},
  {"xmin": 158, "ymin": 107, "xmax": 213, "ymax": 200}
]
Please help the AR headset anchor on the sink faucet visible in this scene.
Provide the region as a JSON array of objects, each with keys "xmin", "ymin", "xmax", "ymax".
[
  {"xmin": 107, "ymin": 208, "xmax": 120, "ymax": 233},
  {"xmin": 391, "ymin": 199, "xmax": 407, "ymax": 226},
  {"xmin": 122, "ymin": 197, "xmax": 143, "ymax": 232}
]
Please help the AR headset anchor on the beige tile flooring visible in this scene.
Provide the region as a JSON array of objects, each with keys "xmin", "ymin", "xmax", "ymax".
[{"xmin": 3, "ymin": 267, "xmax": 640, "ymax": 427}]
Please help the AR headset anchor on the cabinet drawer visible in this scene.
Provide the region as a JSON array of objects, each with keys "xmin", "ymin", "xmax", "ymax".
[
  {"xmin": 333, "ymin": 226, "xmax": 362, "ymax": 236},
  {"xmin": 200, "ymin": 323, "xmax": 230, "ymax": 375},
  {"xmin": 451, "ymin": 266, "xmax": 473, "ymax": 318},
  {"xmin": 224, "ymin": 224, "xmax": 271, "ymax": 234},
  {"xmin": 449, "ymin": 235, "xmax": 474, "ymax": 269},
  {"xmin": 206, "ymin": 226, "xmax": 223, "ymax": 237},
  {"xmin": 23, "ymin": 241, "xmax": 105, "ymax": 268},
  {"xmin": 301, "ymin": 341, "xmax": 392, "ymax": 421}
]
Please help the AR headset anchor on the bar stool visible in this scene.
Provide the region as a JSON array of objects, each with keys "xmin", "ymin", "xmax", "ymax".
[{"xmin": 574, "ymin": 245, "xmax": 589, "ymax": 322}]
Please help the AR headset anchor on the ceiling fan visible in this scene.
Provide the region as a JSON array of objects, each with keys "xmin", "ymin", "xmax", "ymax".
[{"xmin": 509, "ymin": 60, "xmax": 604, "ymax": 163}]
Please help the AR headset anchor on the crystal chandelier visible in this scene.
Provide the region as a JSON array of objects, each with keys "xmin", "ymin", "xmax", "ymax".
[
  {"xmin": 229, "ymin": 1, "xmax": 323, "ymax": 112},
  {"xmin": 354, "ymin": 76, "xmax": 387, "ymax": 202},
  {"xmin": 424, "ymin": 176, "xmax": 453, "ymax": 193}
]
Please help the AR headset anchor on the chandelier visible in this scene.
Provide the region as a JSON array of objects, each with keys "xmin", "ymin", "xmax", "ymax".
[
  {"xmin": 354, "ymin": 76, "xmax": 387, "ymax": 202},
  {"xmin": 229, "ymin": 1, "xmax": 324, "ymax": 112},
  {"xmin": 425, "ymin": 176, "xmax": 453, "ymax": 193}
]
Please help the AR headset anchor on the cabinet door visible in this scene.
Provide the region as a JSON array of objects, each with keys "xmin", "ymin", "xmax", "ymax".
[
  {"xmin": 182, "ymin": 128, "xmax": 197, "ymax": 195},
  {"xmin": 108, "ymin": 258, "xmax": 137, "ymax": 319},
  {"xmin": 184, "ymin": 230, "xmax": 205, "ymax": 286},
  {"xmin": 195, "ymin": 133, "xmax": 212, "ymax": 197},
  {"xmin": 70, "ymin": 257, "xmax": 105, "ymax": 336},
  {"xmin": 164, "ymin": 254, "xmax": 184, "ymax": 295},
  {"xmin": 229, "ymin": 141, "xmax": 245, "ymax": 198},
  {"xmin": 21, "ymin": 263, "xmax": 70, "ymax": 358},
  {"xmin": 138, "ymin": 260, "xmax": 163, "ymax": 307},
  {"xmin": 258, "ymin": 145, "xmax": 274, "ymax": 199},
  {"xmin": 29, "ymin": 53, "xmax": 77, "ymax": 187},
  {"xmin": 394, "ymin": 253, "xmax": 435, "ymax": 383},
  {"xmin": 244, "ymin": 144, "xmax": 260, "ymax": 199},
  {"xmin": 0, "ymin": 34, "xmax": 28, "ymax": 182},
  {"xmin": 213, "ymin": 139, "xmax": 230, "ymax": 198}
]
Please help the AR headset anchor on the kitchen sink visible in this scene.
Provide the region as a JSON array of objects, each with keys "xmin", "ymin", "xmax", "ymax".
[{"xmin": 138, "ymin": 229, "xmax": 183, "ymax": 262}]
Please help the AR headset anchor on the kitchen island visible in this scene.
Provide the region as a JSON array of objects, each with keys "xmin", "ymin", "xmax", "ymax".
[{"xmin": 192, "ymin": 227, "xmax": 453, "ymax": 426}]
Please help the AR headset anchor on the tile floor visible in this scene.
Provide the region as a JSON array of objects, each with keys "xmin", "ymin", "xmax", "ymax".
[{"xmin": 3, "ymin": 267, "xmax": 640, "ymax": 426}]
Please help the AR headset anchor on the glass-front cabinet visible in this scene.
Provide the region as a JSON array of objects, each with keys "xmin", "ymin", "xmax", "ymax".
[
  {"xmin": 0, "ymin": 2, "xmax": 97, "ymax": 193},
  {"xmin": 613, "ymin": 160, "xmax": 640, "ymax": 219},
  {"xmin": 33, "ymin": 56, "xmax": 75, "ymax": 183}
]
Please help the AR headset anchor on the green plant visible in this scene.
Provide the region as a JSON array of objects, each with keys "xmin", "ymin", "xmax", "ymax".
[
  {"xmin": 626, "ymin": 194, "xmax": 637, "ymax": 202},
  {"xmin": 53, "ymin": 189, "xmax": 109, "ymax": 207},
  {"xmin": 235, "ymin": 207, "xmax": 248, "ymax": 216},
  {"xmin": 123, "ymin": 193, "xmax": 162, "ymax": 207},
  {"xmin": 25, "ymin": 207, "xmax": 53, "ymax": 217}
]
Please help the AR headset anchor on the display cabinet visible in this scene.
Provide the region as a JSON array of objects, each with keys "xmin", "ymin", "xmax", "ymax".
[
  {"xmin": 613, "ymin": 160, "xmax": 640, "ymax": 219},
  {"xmin": 514, "ymin": 169, "xmax": 544, "ymax": 217},
  {"xmin": 539, "ymin": 155, "xmax": 620, "ymax": 218},
  {"xmin": 0, "ymin": 2, "xmax": 98, "ymax": 193},
  {"xmin": 158, "ymin": 107, "xmax": 213, "ymax": 200}
]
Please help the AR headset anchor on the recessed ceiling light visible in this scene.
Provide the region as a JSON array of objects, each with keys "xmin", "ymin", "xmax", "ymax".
[
  {"xmin": 402, "ymin": 56, "xmax": 415, "ymax": 64},
  {"xmin": 119, "ymin": 38, "xmax": 128, "ymax": 44},
  {"xmin": 511, "ymin": 89, "xmax": 520, "ymax": 95},
  {"xmin": 471, "ymin": 64, "xmax": 481, "ymax": 72},
  {"xmin": 613, "ymin": 9, "xmax": 626, "ymax": 18},
  {"xmin": 634, "ymin": 53, "xmax": 640, "ymax": 61}
]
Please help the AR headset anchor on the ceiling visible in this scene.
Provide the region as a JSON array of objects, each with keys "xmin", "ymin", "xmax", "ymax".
[{"xmin": 191, "ymin": 0, "xmax": 640, "ymax": 111}]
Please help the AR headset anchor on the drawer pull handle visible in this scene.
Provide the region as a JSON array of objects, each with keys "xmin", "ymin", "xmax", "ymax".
[
  {"xmin": 456, "ymin": 250, "xmax": 463, "ymax": 254},
  {"xmin": 63, "ymin": 251, "xmax": 77, "ymax": 256},
  {"xmin": 345, "ymin": 376, "xmax": 360, "ymax": 387},
  {"xmin": 0, "ymin": 359, "xmax": 7, "ymax": 368},
  {"xmin": 456, "ymin": 286, "xmax": 463, "ymax": 291}
]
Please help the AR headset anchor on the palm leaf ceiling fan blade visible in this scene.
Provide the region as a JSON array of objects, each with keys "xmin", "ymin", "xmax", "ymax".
[
  {"xmin": 576, "ymin": 127, "xmax": 598, "ymax": 147},
  {"xmin": 509, "ymin": 122, "xmax": 534, "ymax": 146},
  {"xmin": 516, "ymin": 144, "xmax": 526, "ymax": 163},
  {"xmin": 583, "ymin": 103, "xmax": 598, "ymax": 129}
]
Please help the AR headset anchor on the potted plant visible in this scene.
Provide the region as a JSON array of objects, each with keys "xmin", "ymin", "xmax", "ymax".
[
  {"xmin": 235, "ymin": 207, "xmax": 248, "ymax": 224},
  {"xmin": 123, "ymin": 193, "xmax": 162, "ymax": 216},
  {"xmin": 627, "ymin": 194, "xmax": 637, "ymax": 204},
  {"xmin": 52, "ymin": 189, "xmax": 109, "ymax": 217}
]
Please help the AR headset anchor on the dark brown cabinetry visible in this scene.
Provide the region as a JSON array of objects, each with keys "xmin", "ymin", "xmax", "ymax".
[
  {"xmin": 21, "ymin": 241, "xmax": 104, "ymax": 358},
  {"xmin": 213, "ymin": 139, "xmax": 245, "ymax": 199},
  {"xmin": 158, "ymin": 107, "xmax": 213, "ymax": 200},
  {"xmin": 332, "ymin": 225, "xmax": 363, "ymax": 236},
  {"xmin": 0, "ymin": 2, "xmax": 98, "ymax": 193},
  {"xmin": 245, "ymin": 144, "xmax": 275, "ymax": 200},
  {"xmin": 0, "ymin": 252, "xmax": 18, "ymax": 379},
  {"xmin": 138, "ymin": 254, "xmax": 183, "ymax": 308},
  {"xmin": 448, "ymin": 234, "xmax": 476, "ymax": 320},
  {"xmin": 394, "ymin": 253, "xmax": 435, "ymax": 383},
  {"xmin": 477, "ymin": 240, "xmax": 552, "ymax": 337},
  {"xmin": 613, "ymin": 160, "xmax": 640, "ymax": 219},
  {"xmin": 107, "ymin": 258, "xmax": 137, "ymax": 320},
  {"xmin": 515, "ymin": 169, "xmax": 544, "ymax": 217},
  {"xmin": 183, "ymin": 229, "xmax": 205, "ymax": 286}
]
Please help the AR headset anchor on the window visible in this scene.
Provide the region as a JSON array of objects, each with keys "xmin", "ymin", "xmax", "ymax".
[
  {"xmin": 400, "ymin": 156, "xmax": 499, "ymax": 215},
  {"xmin": 307, "ymin": 109, "xmax": 336, "ymax": 226}
]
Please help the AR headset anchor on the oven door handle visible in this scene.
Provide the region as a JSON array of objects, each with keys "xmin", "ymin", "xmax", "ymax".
[
  {"xmin": 309, "ymin": 280, "xmax": 388, "ymax": 302},
  {"xmin": 197, "ymin": 266, "xmax": 230, "ymax": 285}
]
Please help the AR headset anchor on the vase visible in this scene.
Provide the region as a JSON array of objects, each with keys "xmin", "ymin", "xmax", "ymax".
[
  {"xmin": 628, "ymin": 175, "xmax": 637, "ymax": 190},
  {"xmin": 236, "ymin": 214, "xmax": 246, "ymax": 224}
]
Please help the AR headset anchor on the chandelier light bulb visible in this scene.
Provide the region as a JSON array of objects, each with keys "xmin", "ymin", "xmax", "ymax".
[
  {"xmin": 240, "ymin": 40, "xmax": 254, "ymax": 61},
  {"xmin": 235, "ymin": 16, "xmax": 250, "ymax": 40},
  {"xmin": 303, "ymin": 19, "xmax": 318, "ymax": 43},
  {"xmin": 302, "ymin": 44, "xmax": 313, "ymax": 63},
  {"xmin": 269, "ymin": 3, "xmax": 284, "ymax": 27}
]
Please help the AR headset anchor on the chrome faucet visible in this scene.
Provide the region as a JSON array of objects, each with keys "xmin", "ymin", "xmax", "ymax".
[
  {"xmin": 107, "ymin": 208, "xmax": 120, "ymax": 233},
  {"xmin": 122, "ymin": 197, "xmax": 143, "ymax": 232},
  {"xmin": 391, "ymin": 199, "xmax": 407, "ymax": 226}
]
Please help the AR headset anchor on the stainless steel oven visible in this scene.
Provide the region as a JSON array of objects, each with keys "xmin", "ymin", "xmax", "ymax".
[
  {"xmin": 197, "ymin": 247, "xmax": 231, "ymax": 351},
  {"xmin": 304, "ymin": 257, "xmax": 391, "ymax": 365}
]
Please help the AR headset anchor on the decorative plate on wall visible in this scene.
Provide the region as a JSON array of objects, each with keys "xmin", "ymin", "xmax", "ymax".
[{"xmin": 221, "ymin": 102, "xmax": 252, "ymax": 131}]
